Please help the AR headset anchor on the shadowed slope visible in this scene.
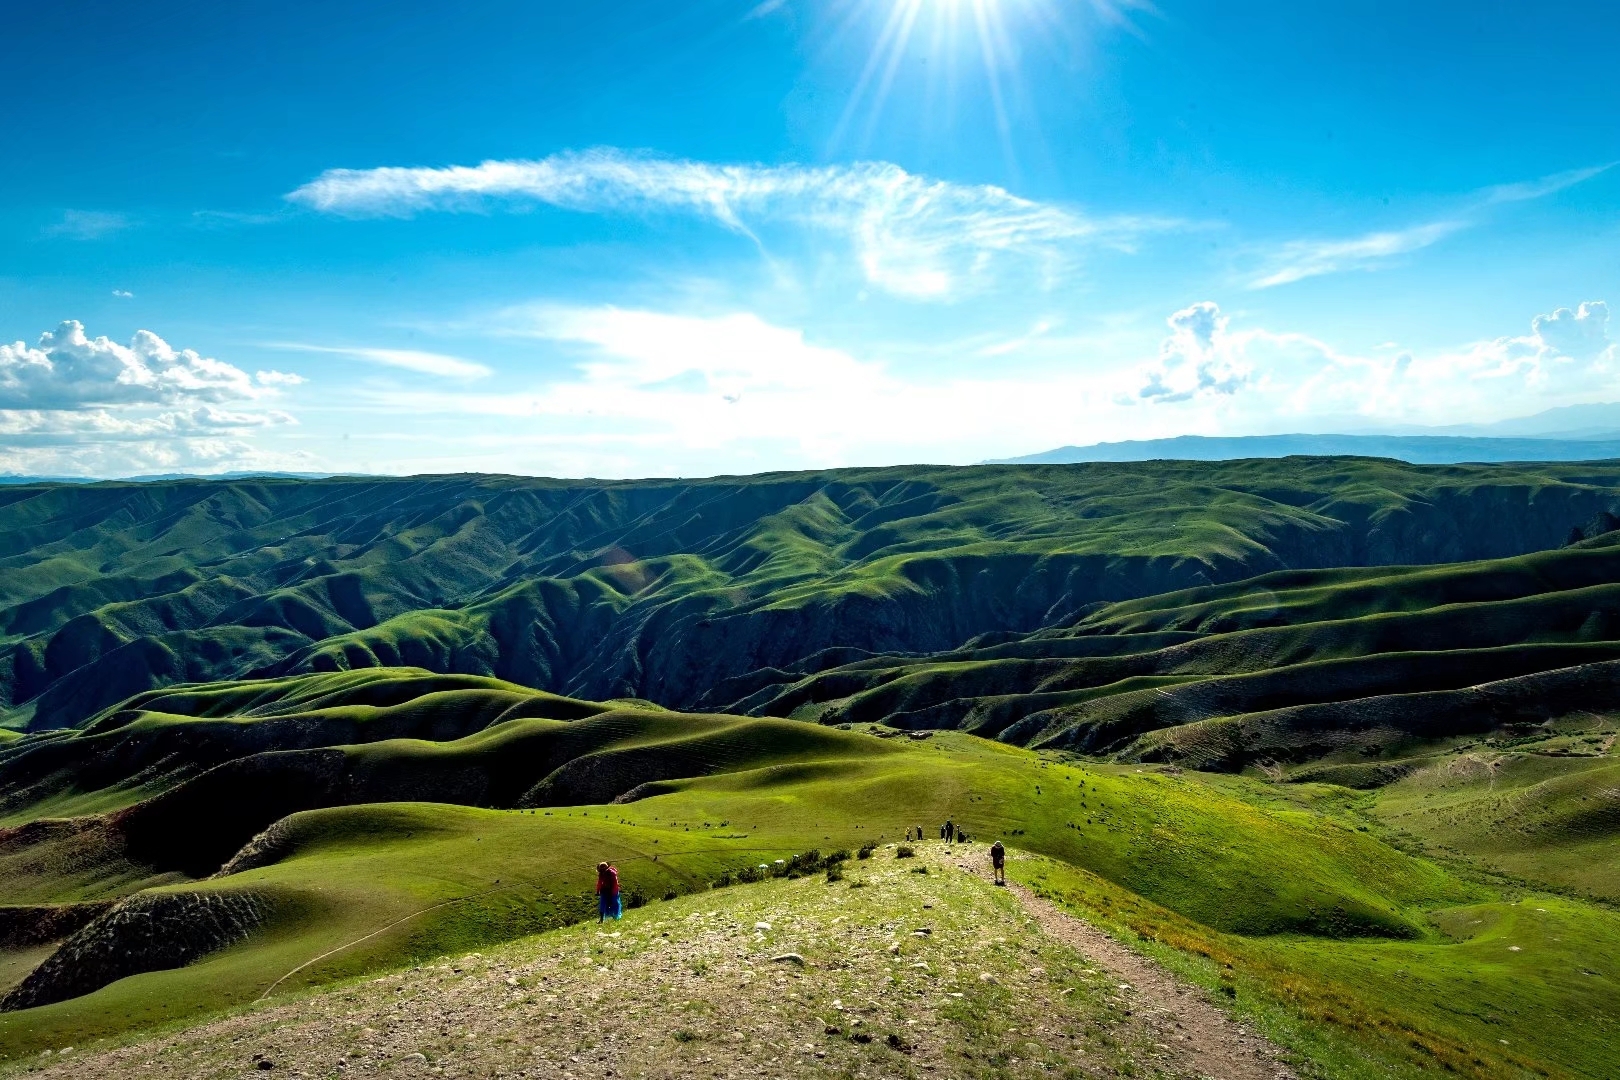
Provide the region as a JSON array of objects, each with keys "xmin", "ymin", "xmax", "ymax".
[
  {"xmin": 8, "ymin": 460, "xmax": 1620, "ymax": 730},
  {"xmin": 729, "ymin": 533, "xmax": 1620, "ymax": 766}
]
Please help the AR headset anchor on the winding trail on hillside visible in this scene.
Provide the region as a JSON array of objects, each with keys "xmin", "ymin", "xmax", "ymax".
[{"xmin": 962, "ymin": 857, "xmax": 1296, "ymax": 1080}]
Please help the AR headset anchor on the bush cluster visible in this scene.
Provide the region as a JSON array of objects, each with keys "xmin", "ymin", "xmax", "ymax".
[{"xmin": 712, "ymin": 848, "xmax": 850, "ymax": 890}]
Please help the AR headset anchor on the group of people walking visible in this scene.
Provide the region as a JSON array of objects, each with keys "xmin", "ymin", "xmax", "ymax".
[
  {"xmin": 905, "ymin": 820, "xmax": 968, "ymax": 843},
  {"xmin": 896, "ymin": 822, "xmax": 1006, "ymax": 884},
  {"xmin": 592, "ymin": 828, "xmax": 1009, "ymax": 917}
]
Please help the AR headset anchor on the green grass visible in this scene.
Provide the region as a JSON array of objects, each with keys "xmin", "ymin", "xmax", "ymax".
[
  {"xmin": 0, "ymin": 847, "xmax": 1181, "ymax": 1079},
  {"xmin": 5, "ymin": 677, "xmax": 1612, "ymax": 1077},
  {"xmin": 1019, "ymin": 852, "xmax": 1620, "ymax": 1080},
  {"xmin": 8, "ymin": 460, "xmax": 1620, "ymax": 731},
  {"xmin": 742, "ymin": 530, "xmax": 1620, "ymax": 766}
]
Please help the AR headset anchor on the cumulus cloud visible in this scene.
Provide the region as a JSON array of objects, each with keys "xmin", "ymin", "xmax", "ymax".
[
  {"xmin": 286, "ymin": 149, "xmax": 1181, "ymax": 300},
  {"xmin": 1122, "ymin": 298, "xmax": 1618, "ymax": 431},
  {"xmin": 1531, "ymin": 301, "xmax": 1610, "ymax": 361},
  {"xmin": 111, "ymin": 289, "xmax": 134, "ymax": 299},
  {"xmin": 1134, "ymin": 301, "xmax": 1250, "ymax": 401},
  {"xmin": 0, "ymin": 321, "xmax": 297, "ymax": 409},
  {"xmin": 0, "ymin": 322, "xmax": 300, "ymax": 477}
]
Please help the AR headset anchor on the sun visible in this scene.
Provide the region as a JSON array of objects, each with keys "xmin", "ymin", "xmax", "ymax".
[{"xmin": 825, "ymin": 0, "xmax": 1148, "ymax": 162}]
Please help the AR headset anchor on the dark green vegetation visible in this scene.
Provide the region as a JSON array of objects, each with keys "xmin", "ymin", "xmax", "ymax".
[
  {"xmin": 2, "ymin": 462, "xmax": 1620, "ymax": 1078},
  {"xmin": 7, "ymin": 460, "xmax": 1620, "ymax": 733},
  {"xmin": 740, "ymin": 531, "xmax": 1620, "ymax": 768}
]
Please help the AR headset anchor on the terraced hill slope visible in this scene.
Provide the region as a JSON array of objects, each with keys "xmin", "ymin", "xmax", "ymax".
[
  {"xmin": 730, "ymin": 532, "xmax": 1620, "ymax": 770},
  {"xmin": 7, "ymin": 459, "xmax": 1620, "ymax": 731}
]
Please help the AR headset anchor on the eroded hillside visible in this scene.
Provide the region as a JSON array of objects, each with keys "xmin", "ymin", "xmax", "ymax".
[{"xmin": 6, "ymin": 460, "xmax": 1620, "ymax": 731}]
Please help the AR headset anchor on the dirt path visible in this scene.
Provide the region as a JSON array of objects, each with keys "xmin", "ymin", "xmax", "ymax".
[
  {"xmin": 964, "ymin": 858, "xmax": 1295, "ymax": 1080},
  {"xmin": 12, "ymin": 850, "xmax": 1298, "ymax": 1080}
]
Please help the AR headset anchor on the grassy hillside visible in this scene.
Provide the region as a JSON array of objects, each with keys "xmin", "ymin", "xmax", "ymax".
[
  {"xmin": 4, "ymin": 464, "xmax": 1620, "ymax": 1077},
  {"xmin": 0, "ymin": 671, "xmax": 1617, "ymax": 1078},
  {"xmin": 7, "ymin": 459, "xmax": 1620, "ymax": 731},
  {"xmin": 731, "ymin": 532, "xmax": 1620, "ymax": 768}
]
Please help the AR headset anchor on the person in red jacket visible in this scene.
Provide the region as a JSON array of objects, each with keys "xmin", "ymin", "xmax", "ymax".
[{"xmin": 596, "ymin": 862, "xmax": 622, "ymax": 922}]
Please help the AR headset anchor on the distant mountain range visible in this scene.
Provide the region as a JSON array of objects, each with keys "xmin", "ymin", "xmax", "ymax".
[
  {"xmin": 988, "ymin": 433, "xmax": 1620, "ymax": 465},
  {"xmin": 990, "ymin": 403, "xmax": 1620, "ymax": 465}
]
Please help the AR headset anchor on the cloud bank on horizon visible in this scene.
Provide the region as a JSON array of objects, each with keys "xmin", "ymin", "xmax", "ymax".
[{"xmin": 0, "ymin": 322, "xmax": 302, "ymax": 476}]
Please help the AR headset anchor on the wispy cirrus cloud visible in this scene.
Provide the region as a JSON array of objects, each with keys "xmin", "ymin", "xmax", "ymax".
[
  {"xmin": 43, "ymin": 210, "xmax": 131, "ymax": 241},
  {"xmin": 1250, "ymin": 220, "xmax": 1466, "ymax": 289},
  {"xmin": 1249, "ymin": 163, "xmax": 1613, "ymax": 289},
  {"xmin": 286, "ymin": 149, "xmax": 1184, "ymax": 300},
  {"xmin": 266, "ymin": 343, "xmax": 492, "ymax": 379}
]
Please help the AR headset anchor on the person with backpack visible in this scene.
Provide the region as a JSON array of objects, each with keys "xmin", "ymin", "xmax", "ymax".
[
  {"xmin": 990, "ymin": 840, "xmax": 1006, "ymax": 885},
  {"xmin": 596, "ymin": 861, "xmax": 622, "ymax": 922}
]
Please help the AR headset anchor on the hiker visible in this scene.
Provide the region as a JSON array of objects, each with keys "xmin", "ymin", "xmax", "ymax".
[
  {"xmin": 945, "ymin": 819, "xmax": 956, "ymax": 843},
  {"xmin": 596, "ymin": 861, "xmax": 622, "ymax": 922},
  {"xmin": 990, "ymin": 840, "xmax": 1006, "ymax": 885}
]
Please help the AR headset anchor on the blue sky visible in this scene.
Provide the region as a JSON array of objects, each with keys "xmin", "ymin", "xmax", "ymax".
[{"xmin": 3, "ymin": 0, "xmax": 1618, "ymax": 477}]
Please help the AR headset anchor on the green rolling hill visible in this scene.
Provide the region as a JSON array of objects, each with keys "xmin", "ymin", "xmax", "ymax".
[
  {"xmin": 0, "ymin": 669, "xmax": 1614, "ymax": 1079},
  {"xmin": 728, "ymin": 532, "xmax": 1620, "ymax": 769},
  {"xmin": 2, "ymin": 462, "xmax": 1620, "ymax": 1077},
  {"xmin": 7, "ymin": 459, "xmax": 1620, "ymax": 734}
]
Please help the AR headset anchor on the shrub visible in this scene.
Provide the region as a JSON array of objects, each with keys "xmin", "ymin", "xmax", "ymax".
[
  {"xmin": 825, "ymin": 865, "xmax": 844, "ymax": 883},
  {"xmin": 626, "ymin": 887, "xmax": 647, "ymax": 909},
  {"xmin": 712, "ymin": 871, "xmax": 733, "ymax": 889},
  {"xmin": 661, "ymin": 889, "xmax": 679, "ymax": 902},
  {"xmin": 736, "ymin": 865, "xmax": 764, "ymax": 884},
  {"xmin": 857, "ymin": 843, "xmax": 876, "ymax": 860},
  {"xmin": 896, "ymin": 845, "xmax": 915, "ymax": 859}
]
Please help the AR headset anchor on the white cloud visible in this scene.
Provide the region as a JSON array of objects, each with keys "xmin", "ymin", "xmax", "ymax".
[
  {"xmin": 0, "ymin": 322, "xmax": 297, "ymax": 409},
  {"xmin": 1133, "ymin": 301, "xmax": 1250, "ymax": 401},
  {"xmin": 1531, "ymin": 301, "xmax": 1609, "ymax": 361},
  {"xmin": 1250, "ymin": 164, "xmax": 1611, "ymax": 289},
  {"xmin": 0, "ymin": 322, "xmax": 299, "ymax": 477},
  {"xmin": 1120, "ymin": 298, "xmax": 1619, "ymax": 429},
  {"xmin": 1250, "ymin": 220, "xmax": 1464, "ymax": 289},
  {"xmin": 267, "ymin": 343, "xmax": 492, "ymax": 379},
  {"xmin": 0, "ymin": 436, "xmax": 306, "ymax": 479},
  {"xmin": 287, "ymin": 149, "xmax": 1181, "ymax": 300},
  {"xmin": 111, "ymin": 289, "xmax": 134, "ymax": 299},
  {"xmin": 1481, "ymin": 163, "xmax": 1614, "ymax": 205},
  {"xmin": 43, "ymin": 210, "xmax": 130, "ymax": 240},
  {"xmin": 0, "ymin": 405, "xmax": 294, "ymax": 440},
  {"xmin": 300, "ymin": 299, "xmax": 1620, "ymax": 475}
]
